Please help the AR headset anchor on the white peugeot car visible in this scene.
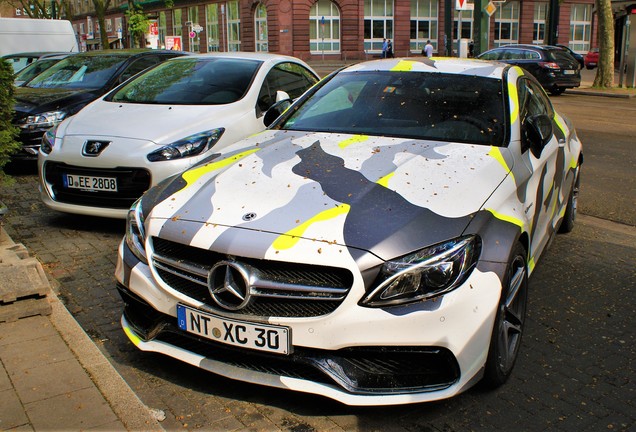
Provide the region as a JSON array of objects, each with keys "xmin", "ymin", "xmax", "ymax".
[
  {"xmin": 116, "ymin": 58, "xmax": 582, "ymax": 406},
  {"xmin": 38, "ymin": 52, "xmax": 319, "ymax": 218}
]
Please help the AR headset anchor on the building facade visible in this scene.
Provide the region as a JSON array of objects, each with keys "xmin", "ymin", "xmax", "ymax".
[{"xmin": 20, "ymin": 0, "xmax": 602, "ymax": 59}]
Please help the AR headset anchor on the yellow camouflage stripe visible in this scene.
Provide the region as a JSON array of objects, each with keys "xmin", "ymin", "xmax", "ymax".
[{"xmin": 273, "ymin": 204, "xmax": 350, "ymax": 250}]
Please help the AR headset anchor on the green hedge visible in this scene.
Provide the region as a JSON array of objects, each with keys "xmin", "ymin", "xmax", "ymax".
[{"xmin": 0, "ymin": 59, "xmax": 21, "ymax": 181}]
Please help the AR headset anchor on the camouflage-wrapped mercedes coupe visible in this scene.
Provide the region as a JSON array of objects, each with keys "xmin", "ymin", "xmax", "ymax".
[{"xmin": 115, "ymin": 58, "xmax": 583, "ymax": 405}]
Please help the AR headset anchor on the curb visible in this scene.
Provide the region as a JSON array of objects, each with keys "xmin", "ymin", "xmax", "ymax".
[
  {"xmin": 48, "ymin": 291, "xmax": 165, "ymax": 431},
  {"xmin": 568, "ymin": 88, "xmax": 636, "ymax": 98},
  {"xmin": 0, "ymin": 224, "xmax": 164, "ymax": 431}
]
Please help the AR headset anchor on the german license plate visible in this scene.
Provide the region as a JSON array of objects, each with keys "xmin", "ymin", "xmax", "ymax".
[
  {"xmin": 176, "ymin": 304, "xmax": 291, "ymax": 354},
  {"xmin": 563, "ymin": 69, "xmax": 576, "ymax": 75},
  {"xmin": 64, "ymin": 174, "xmax": 117, "ymax": 192}
]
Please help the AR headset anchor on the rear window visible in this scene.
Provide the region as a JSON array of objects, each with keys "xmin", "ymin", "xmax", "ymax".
[
  {"xmin": 279, "ymin": 71, "xmax": 506, "ymax": 146},
  {"xmin": 109, "ymin": 57, "xmax": 262, "ymax": 105}
]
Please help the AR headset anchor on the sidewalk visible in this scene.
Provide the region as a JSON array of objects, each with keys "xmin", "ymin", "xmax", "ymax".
[{"xmin": 0, "ymin": 226, "xmax": 163, "ymax": 431}]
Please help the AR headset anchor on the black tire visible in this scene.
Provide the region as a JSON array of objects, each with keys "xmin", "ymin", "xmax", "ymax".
[
  {"xmin": 482, "ymin": 242, "xmax": 528, "ymax": 388},
  {"xmin": 550, "ymin": 87, "xmax": 566, "ymax": 96},
  {"xmin": 558, "ymin": 167, "xmax": 581, "ymax": 234}
]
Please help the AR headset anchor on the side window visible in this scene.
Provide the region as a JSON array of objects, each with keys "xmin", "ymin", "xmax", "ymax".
[
  {"xmin": 480, "ymin": 51, "xmax": 500, "ymax": 61},
  {"xmin": 519, "ymin": 78, "xmax": 549, "ymax": 120},
  {"xmin": 119, "ymin": 56, "xmax": 160, "ymax": 83},
  {"xmin": 257, "ymin": 63, "xmax": 319, "ymax": 115}
]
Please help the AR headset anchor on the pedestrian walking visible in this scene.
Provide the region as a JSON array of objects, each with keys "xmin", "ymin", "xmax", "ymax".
[
  {"xmin": 382, "ymin": 38, "xmax": 388, "ymax": 58},
  {"xmin": 387, "ymin": 39, "xmax": 394, "ymax": 58},
  {"xmin": 423, "ymin": 40, "xmax": 434, "ymax": 58}
]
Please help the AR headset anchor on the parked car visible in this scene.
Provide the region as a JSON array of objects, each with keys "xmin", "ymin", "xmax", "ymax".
[
  {"xmin": 556, "ymin": 44, "xmax": 585, "ymax": 68},
  {"xmin": 585, "ymin": 47, "xmax": 599, "ymax": 69},
  {"xmin": 478, "ymin": 44, "xmax": 581, "ymax": 95},
  {"xmin": 38, "ymin": 52, "xmax": 319, "ymax": 218},
  {"xmin": 14, "ymin": 53, "xmax": 74, "ymax": 86},
  {"xmin": 2, "ymin": 51, "xmax": 71, "ymax": 74},
  {"xmin": 12, "ymin": 49, "xmax": 186, "ymax": 160},
  {"xmin": 115, "ymin": 57, "xmax": 583, "ymax": 406}
]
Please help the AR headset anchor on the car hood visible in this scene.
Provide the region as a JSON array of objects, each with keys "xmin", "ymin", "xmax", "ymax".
[
  {"xmin": 144, "ymin": 130, "xmax": 512, "ymax": 261},
  {"xmin": 14, "ymin": 87, "xmax": 100, "ymax": 115},
  {"xmin": 63, "ymin": 99, "xmax": 247, "ymax": 144}
]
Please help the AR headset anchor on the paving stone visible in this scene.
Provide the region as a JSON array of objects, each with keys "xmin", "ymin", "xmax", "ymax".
[
  {"xmin": 10, "ymin": 357, "xmax": 94, "ymax": 404},
  {"xmin": 25, "ymin": 386, "xmax": 118, "ymax": 430},
  {"xmin": 0, "ymin": 315, "xmax": 57, "ymax": 346},
  {"xmin": 0, "ymin": 388, "xmax": 30, "ymax": 430},
  {"xmin": 0, "ymin": 332, "xmax": 75, "ymax": 372}
]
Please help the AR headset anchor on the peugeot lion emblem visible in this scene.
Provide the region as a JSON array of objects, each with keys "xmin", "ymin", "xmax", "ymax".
[
  {"xmin": 82, "ymin": 140, "xmax": 110, "ymax": 157},
  {"xmin": 208, "ymin": 261, "xmax": 251, "ymax": 310}
]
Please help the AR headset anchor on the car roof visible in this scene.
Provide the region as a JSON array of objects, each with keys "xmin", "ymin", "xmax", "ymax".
[
  {"xmin": 488, "ymin": 44, "xmax": 566, "ymax": 51},
  {"xmin": 73, "ymin": 48, "xmax": 188, "ymax": 58},
  {"xmin": 339, "ymin": 57, "xmax": 507, "ymax": 80},
  {"xmin": 183, "ymin": 51, "xmax": 312, "ymax": 63},
  {"xmin": 2, "ymin": 51, "xmax": 71, "ymax": 59}
]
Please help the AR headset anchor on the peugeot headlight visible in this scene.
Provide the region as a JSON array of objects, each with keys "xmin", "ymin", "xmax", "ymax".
[
  {"xmin": 40, "ymin": 125, "xmax": 59, "ymax": 155},
  {"xmin": 125, "ymin": 198, "xmax": 147, "ymax": 264},
  {"xmin": 147, "ymin": 128, "xmax": 225, "ymax": 162},
  {"xmin": 21, "ymin": 111, "xmax": 66, "ymax": 129},
  {"xmin": 361, "ymin": 236, "xmax": 481, "ymax": 308}
]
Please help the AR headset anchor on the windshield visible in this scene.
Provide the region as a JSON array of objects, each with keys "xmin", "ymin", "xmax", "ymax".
[
  {"xmin": 108, "ymin": 57, "xmax": 262, "ymax": 105},
  {"xmin": 15, "ymin": 58, "xmax": 60, "ymax": 84},
  {"xmin": 278, "ymin": 71, "xmax": 506, "ymax": 146},
  {"xmin": 25, "ymin": 54, "xmax": 129, "ymax": 89}
]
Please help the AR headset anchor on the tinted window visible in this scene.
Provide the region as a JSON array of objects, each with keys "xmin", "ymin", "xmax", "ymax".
[
  {"xmin": 279, "ymin": 71, "xmax": 506, "ymax": 146},
  {"xmin": 109, "ymin": 57, "xmax": 261, "ymax": 105},
  {"xmin": 118, "ymin": 56, "xmax": 160, "ymax": 83},
  {"xmin": 257, "ymin": 62, "xmax": 319, "ymax": 113},
  {"xmin": 26, "ymin": 55, "xmax": 130, "ymax": 89}
]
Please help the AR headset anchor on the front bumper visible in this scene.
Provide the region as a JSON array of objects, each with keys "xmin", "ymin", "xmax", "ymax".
[{"xmin": 115, "ymin": 238, "xmax": 504, "ymax": 406}]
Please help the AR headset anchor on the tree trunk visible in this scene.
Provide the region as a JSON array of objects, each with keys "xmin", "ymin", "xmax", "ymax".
[{"xmin": 593, "ymin": 0, "xmax": 615, "ymax": 88}]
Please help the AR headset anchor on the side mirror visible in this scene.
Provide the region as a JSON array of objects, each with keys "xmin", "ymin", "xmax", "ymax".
[
  {"xmin": 523, "ymin": 114, "xmax": 553, "ymax": 157},
  {"xmin": 275, "ymin": 90, "xmax": 290, "ymax": 102},
  {"xmin": 264, "ymin": 98, "xmax": 292, "ymax": 127}
]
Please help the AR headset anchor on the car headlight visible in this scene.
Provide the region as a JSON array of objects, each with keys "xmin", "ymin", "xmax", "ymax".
[
  {"xmin": 21, "ymin": 111, "xmax": 66, "ymax": 129},
  {"xmin": 40, "ymin": 125, "xmax": 59, "ymax": 154},
  {"xmin": 125, "ymin": 198, "xmax": 147, "ymax": 264},
  {"xmin": 147, "ymin": 128, "xmax": 225, "ymax": 162},
  {"xmin": 361, "ymin": 236, "xmax": 481, "ymax": 308}
]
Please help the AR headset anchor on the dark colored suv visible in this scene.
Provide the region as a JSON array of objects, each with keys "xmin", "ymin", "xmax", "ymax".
[
  {"xmin": 12, "ymin": 49, "xmax": 187, "ymax": 159},
  {"xmin": 478, "ymin": 44, "xmax": 581, "ymax": 95}
]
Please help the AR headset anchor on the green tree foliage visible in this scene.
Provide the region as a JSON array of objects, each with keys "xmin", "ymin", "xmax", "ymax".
[
  {"xmin": 8, "ymin": 0, "xmax": 72, "ymax": 19},
  {"xmin": 0, "ymin": 60, "xmax": 21, "ymax": 182},
  {"xmin": 126, "ymin": 3, "xmax": 150, "ymax": 48}
]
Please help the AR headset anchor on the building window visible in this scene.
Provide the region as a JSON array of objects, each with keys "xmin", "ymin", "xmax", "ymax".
[
  {"xmin": 533, "ymin": 2, "xmax": 547, "ymax": 44},
  {"xmin": 410, "ymin": 0, "xmax": 438, "ymax": 54},
  {"xmin": 494, "ymin": 1, "xmax": 519, "ymax": 47},
  {"xmin": 188, "ymin": 6, "xmax": 200, "ymax": 52},
  {"xmin": 227, "ymin": 0, "xmax": 241, "ymax": 52},
  {"xmin": 570, "ymin": 4, "xmax": 592, "ymax": 53},
  {"xmin": 255, "ymin": 3, "xmax": 268, "ymax": 52},
  {"xmin": 206, "ymin": 4, "xmax": 219, "ymax": 52},
  {"xmin": 364, "ymin": 0, "xmax": 394, "ymax": 53},
  {"xmin": 453, "ymin": 7, "xmax": 473, "ymax": 41},
  {"xmin": 106, "ymin": 18, "xmax": 113, "ymax": 32},
  {"xmin": 310, "ymin": 0, "xmax": 340, "ymax": 54},
  {"xmin": 173, "ymin": 9, "xmax": 183, "ymax": 38},
  {"xmin": 115, "ymin": 17, "xmax": 123, "ymax": 38}
]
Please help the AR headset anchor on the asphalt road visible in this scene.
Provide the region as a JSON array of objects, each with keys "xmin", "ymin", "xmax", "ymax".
[{"xmin": 1, "ymin": 93, "xmax": 634, "ymax": 431}]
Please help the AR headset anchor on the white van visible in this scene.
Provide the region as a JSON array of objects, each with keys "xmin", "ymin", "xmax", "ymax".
[{"xmin": 0, "ymin": 18, "xmax": 79, "ymax": 56}]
